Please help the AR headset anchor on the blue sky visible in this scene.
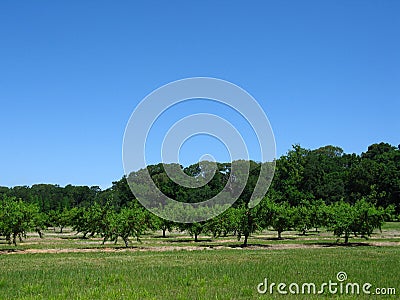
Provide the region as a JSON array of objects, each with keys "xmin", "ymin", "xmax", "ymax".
[{"xmin": 1, "ymin": 1, "xmax": 399, "ymax": 189}]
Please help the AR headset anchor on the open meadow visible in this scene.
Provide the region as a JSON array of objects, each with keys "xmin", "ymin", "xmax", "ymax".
[{"xmin": 1, "ymin": 223, "xmax": 399, "ymax": 299}]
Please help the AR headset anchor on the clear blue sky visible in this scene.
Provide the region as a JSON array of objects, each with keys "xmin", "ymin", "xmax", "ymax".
[{"xmin": 1, "ymin": 1, "xmax": 399, "ymax": 189}]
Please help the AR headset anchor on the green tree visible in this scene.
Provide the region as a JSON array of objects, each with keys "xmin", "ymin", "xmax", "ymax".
[
  {"xmin": 326, "ymin": 201, "xmax": 355, "ymax": 244},
  {"xmin": 0, "ymin": 195, "xmax": 39, "ymax": 245},
  {"xmin": 292, "ymin": 201, "xmax": 313, "ymax": 235},
  {"xmin": 153, "ymin": 216, "xmax": 175, "ymax": 238},
  {"xmin": 205, "ymin": 207, "xmax": 237, "ymax": 239},
  {"xmin": 32, "ymin": 211, "xmax": 47, "ymax": 238},
  {"xmin": 326, "ymin": 200, "xmax": 384, "ymax": 244},
  {"xmin": 303, "ymin": 146, "xmax": 345, "ymax": 203},
  {"xmin": 102, "ymin": 205, "xmax": 147, "ymax": 247},
  {"xmin": 352, "ymin": 199, "xmax": 385, "ymax": 239},
  {"xmin": 232, "ymin": 205, "xmax": 264, "ymax": 247},
  {"xmin": 265, "ymin": 200, "xmax": 294, "ymax": 240},
  {"xmin": 309, "ymin": 199, "xmax": 328, "ymax": 232},
  {"xmin": 179, "ymin": 222, "xmax": 206, "ymax": 242}
]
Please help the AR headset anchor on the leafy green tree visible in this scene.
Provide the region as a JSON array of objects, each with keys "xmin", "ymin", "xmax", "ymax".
[
  {"xmin": 153, "ymin": 216, "xmax": 175, "ymax": 238},
  {"xmin": 46, "ymin": 208, "xmax": 74, "ymax": 233},
  {"xmin": 231, "ymin": 205, "xmax": 264, "ymax": 247},
  {"xmin": 326, "ymin": 199, "xmax": 385, "ymax": 244},
  {"xmin": 58, "ymin": 208, "xmax": 73, "ymax": 233},
  {"xmin": 292, "ymin": 201, "xmax": 313, "ymax": 235},
  {"xmin": 78, "ymin": 202, "xmax": 112, "ymax": 238},
  {"xmin": 382, "ymin": 204, "xmax": 396, "ymax": 221},
  {"xmin": 309, "ymin": 199, "xmax": 329, "ymax": 232},
  {"xmin": 0, "ymin": 195, "xmax": 39, "ymax": 245},
  {"xmin": 32, "ymin": 211, "xmax": 47, "ymax": 238},
  {"xmin": 346, "ymin": 143, "xmax": 400, "ymax": 210},
  {"xmin": 265, "ymin": 200, "xmax": 294, "ymax": 240},
  {"xmin": 102, "ymin": 205, "xmax": 147, "ymax": 247},
  {"xmin": 303, "ymin": 146, "xmax": 345, "ymax": 203},
  {"xmin": 179, "ymin": 222, "xmax": 206, "ymax": 242},
  {"xmin": 352, "ymin": 199, "xmax": 385, "ymax": 239},
  {"xmin": 273, "ymin": 145, "xmax": 309, "ymax": 206},
  {"xmin": 326, "ymin": 201, "xmax": 356, "ymax": 244},
  {"xmin": 205, "ymin": 207, "xmax": 237, "ymax": 239}
]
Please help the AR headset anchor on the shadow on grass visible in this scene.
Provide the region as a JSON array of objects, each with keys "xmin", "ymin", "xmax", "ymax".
[
  {"xmin": 59, "ymin": 236, "xmax": 89, "ymax": 240},
  {"xmin": 231, "ymin": 243, "xmax": 273, "ymax": 249},
  {"xmin": 312, "ymin": 242, "xmax": 372, "ymax": 247},
  {"xmin": 102, "ymin": 245, "xmax": 141, "ymax": 250},
  {"xmin": 198, "ymin": 243, "xmax": 273, "ymax": 249},
  {"xmin": 159, "ymin": 238, "xmax": 213, "ymax": 243},
  {"xmin": 255, "ymin": 237, "xmax": 297, "ymax": 241},
  {"xmin": 295, "ymin": 232, "xmax": 320, "ymax": 237},
  {"xmin": 0, "ymin": 248, "xmax": 20, "ymax": 254}
]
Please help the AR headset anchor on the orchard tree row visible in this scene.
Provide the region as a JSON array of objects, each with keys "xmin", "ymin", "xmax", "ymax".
[{"xmin": 1, "ymin": 194, "xmax": 395, "ymax": 246}]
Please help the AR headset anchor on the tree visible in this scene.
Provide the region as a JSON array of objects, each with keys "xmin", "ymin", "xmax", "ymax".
[
  {"xmin": 32, "ymin": 211, "xmax": 47, "ymax": 238},
  {"xmin": 58, "ymin": 208, "xmax": 73, "ymax": 233},
  {"xmin": 179, "ymin": 222, "xmax": 206, "ymax": 242},
  {"xmin": 273, "ymin": 145, "xmax": 309, "ymax": 206},
  {"xmin": 309, "ymin": 199, "xmax": 328, "ymax": 232},
  {"xmin": 102, "ymin": 205, "xmax": 147, "ymax": 247},
  {"xmin": 303, "ymin": 146, "xmax": 346, "ymax": 204},
  {"xmin": 153, "ymin": 216, "xmax": 175, "ymax": 238},
  {"xmin": 326, "ymin": 199, "xmax": 385, "ymax": 244},
  {"xmin": 352, "ymin": 199, "xmax": 385, "ymax": 239},
  {"xmin": 292, "ymin": 201, "xmax": 312, "ymax": 235},
  {"xmin": 0, "ymin": 195, "xmax": 39, "ymax": 245},
  {"xmin": 231, "ymin": 205, "xmax": 264, "ymax": 247},
  {"xmin": 264, "ymin": 200, "xmax": 294, "ymax": 240},
  {"xmin": 326, "ymin": 201, "xmax": 355, "ymax": 244},
  {"xmin": 72, "ymin": 202, "xmax": 112, "ymax": 238},
  {"xmin": 346, "ymin": 143, "xmax": 400, "ymax": 210},
  {"xmin": 205, "ymin": 207, "xmax": 237, "ymax": 239}
]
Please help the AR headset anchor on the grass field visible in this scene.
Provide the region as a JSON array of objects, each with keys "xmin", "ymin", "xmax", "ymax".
[{"xmin": 0, "ymin": 223, "xmax": 399, "ymax": 299}]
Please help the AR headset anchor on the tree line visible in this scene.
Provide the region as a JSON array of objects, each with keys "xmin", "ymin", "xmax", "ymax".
[{"xmin": 0, "ymin": 142, "xmax": 399, "ymax": 246}]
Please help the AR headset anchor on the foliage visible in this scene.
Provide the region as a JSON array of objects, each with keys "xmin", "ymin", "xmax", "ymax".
[
  {"xmin": 326, "ymin": 199, "xmax": 385, "ymax": 243},
  {"xmin": 0, "ymin": 195, "xmax": 40, "ymax": 245},
  {"xmin": 266, "ymin": 200, "xmax": 294, "ymax": 239},
  {"xmin": 101, "ymin": 205, "xmax": 147, "ymax": 247},
  {"xmin": 0, "ymin": 141, "xmax": 399, "ymax": 246}
]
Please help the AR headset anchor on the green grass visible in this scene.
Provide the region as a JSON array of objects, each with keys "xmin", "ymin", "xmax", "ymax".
[
  {"xmin": 0, "ymin": 247, "xmax": 399, "ymax": 299},
  {"xmin": 0, "ymin": 224, "xmax": 399, "ymax": 299},
  {"xmin": 381, "ymin": 221, "xmax": 400, "ymax": 231},
  {"xmin": 1, "ymin": 222, "xmax": 399, "ymax": 251}
]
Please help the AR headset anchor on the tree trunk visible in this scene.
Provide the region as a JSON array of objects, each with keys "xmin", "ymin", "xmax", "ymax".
[
  {"xmin": 344, "ymin": 234, "xmax": 349, "ymax": 244},
  {"xmin": 60, "ymin": 226, "xmax": 63, "ymax": 234},
  {"xmin": 194, "ymin": 233, "xmax": 198, "ymax": 242},
  {"xmin": 278, "ymin": 230, "xmax": 282, "ymax": 240},
  {"xmin": 243, "ymin": 234, "xmax": 249, "ymax": 247},
  {"xmin": 162, "ymin": 228, "xmax": 166, "ymax": 238}
]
